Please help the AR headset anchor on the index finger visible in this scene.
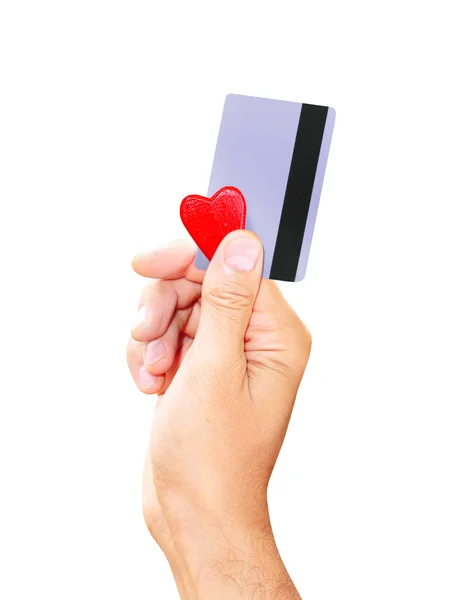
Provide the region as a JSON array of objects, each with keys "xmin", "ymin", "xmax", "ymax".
[{"xmin": 132, "ymin": 239, "xmax": 205, "ymax": 283}]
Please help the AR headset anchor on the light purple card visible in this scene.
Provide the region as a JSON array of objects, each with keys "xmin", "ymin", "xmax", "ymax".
[{"xmin": 195, "ymin": 94, "xmax": 335, "ymax": 282}]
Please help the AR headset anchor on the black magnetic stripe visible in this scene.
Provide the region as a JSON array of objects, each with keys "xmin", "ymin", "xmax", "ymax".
[{"xmin": 270, "ymin": 104, "xmax": 328, "ymax": 281}]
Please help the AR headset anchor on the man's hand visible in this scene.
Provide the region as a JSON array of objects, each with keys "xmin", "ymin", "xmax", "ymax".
[{"xmin": 127, "ymin": 231, "xmax": 311, "ymax": 598}]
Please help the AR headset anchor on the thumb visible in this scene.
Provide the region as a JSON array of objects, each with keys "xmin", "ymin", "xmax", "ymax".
[{"xmin": 195, "ymin": 230, "xmax": 263, "ymax": 360}]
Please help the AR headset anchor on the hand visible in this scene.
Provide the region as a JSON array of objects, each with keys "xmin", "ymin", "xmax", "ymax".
[{"xmin": 127, "ymin": 231, "xmax": 311, "ymax": 598}]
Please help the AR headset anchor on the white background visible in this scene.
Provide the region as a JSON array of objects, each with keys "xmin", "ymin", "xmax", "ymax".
[{"xmin": 1, "ymin": 1, "xmax": 456, "ymax": 598}]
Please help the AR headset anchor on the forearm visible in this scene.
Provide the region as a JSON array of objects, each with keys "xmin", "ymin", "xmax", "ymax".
[{"xmin": 165, "ymin": 505, "xmax": 301, "ymax": 599}]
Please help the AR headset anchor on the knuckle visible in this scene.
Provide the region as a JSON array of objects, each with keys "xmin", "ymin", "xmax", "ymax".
[{"xmin": 204, "ymin": 281, "xmax": 254, "ymax": 312}]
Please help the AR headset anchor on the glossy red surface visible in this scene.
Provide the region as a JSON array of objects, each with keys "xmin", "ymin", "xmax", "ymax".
[{"xmin": 180, "ymin": 186, "xmax": 246, "ymax": 260}]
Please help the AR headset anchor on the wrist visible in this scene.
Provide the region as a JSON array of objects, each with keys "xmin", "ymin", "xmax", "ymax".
[
  {"xmin": 158, "ymin": 498, "xmax": 299, "ymax": 599},
  {"xmin": 176, "ymin": 517, "xmax": 276, "ymax": 597}
]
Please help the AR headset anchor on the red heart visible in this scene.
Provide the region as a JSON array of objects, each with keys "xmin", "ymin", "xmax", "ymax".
[{"xmin": 180, "ymin": 186, "xmax": 246, "ymax": 260}]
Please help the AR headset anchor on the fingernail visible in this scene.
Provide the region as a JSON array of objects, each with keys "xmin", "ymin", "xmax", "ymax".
[
  {"xmin": 132, "ymin": 305, "xmax": 147, "ymax": 330},
  {"xmin": 224, "ymin": 237, "xmax": 261, "ymax": 272},
  {"xmin": 146, "ymin": 340, "xmax": 166, "ymax": 365},
  {"xmin": 138, "ymin": 366, "xmax": 157, "ymax": 389}
]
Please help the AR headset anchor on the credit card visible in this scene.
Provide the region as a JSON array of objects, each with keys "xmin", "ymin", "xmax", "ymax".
[{"xmin": 194, "ymin": 93, "xmax": 335, "ymax": 282}]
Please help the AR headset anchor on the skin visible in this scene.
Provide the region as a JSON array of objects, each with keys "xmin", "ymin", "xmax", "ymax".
[{"xmin": 127, "ymin": 230, "xmax": 312, "ymax": 599}]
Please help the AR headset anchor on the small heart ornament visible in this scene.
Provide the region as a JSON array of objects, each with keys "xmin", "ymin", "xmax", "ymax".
[{"xmin": 180, "ymin": 186, "xmax": 246, "ymax": 260}]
